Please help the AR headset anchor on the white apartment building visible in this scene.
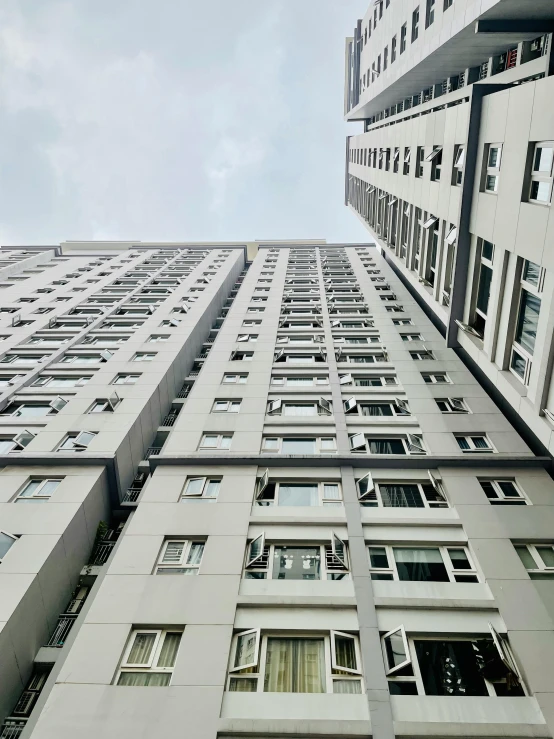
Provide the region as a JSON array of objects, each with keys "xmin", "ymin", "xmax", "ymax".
[
  {"xmin": 1, "ymin": 241, "xmax": 554, "ymax": 739},
  {"xmin": 344, "ymin": 0, "xmax": 554, "ymax": 458}
]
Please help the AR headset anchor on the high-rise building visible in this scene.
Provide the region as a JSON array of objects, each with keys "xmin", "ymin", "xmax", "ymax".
[
  {"xmin": 2, "ymin": 240, "xmax": 554, "ymax": 739},
  {"xmin": 344, "ymin": 0, "xmax": 554, "ymax": 457}
]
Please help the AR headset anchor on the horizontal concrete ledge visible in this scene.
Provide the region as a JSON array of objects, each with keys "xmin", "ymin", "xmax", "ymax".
[
  {"xmin": 393, "ymin": 720, "xmax": 549, "ymax": 737},
  {"xmin": 149, "ymin": 454, "xmax": 550, "ymax": 470},
  {"xmin": 218, "ymin": 720, "xmax": 371, "ymax": 737},
  {"xmin": 236, "ymin": 596, "xmax": 358, "ymax": 607},
  {"xmin": 0, "ymin": 452, "xmax": 115, "ymax": 466}
]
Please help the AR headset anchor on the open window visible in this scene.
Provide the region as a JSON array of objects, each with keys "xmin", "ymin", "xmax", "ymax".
[
  {"xmin": 407, "ymin": 434, "xmax": 425, "ymax": 454},
  {"xmin": 230, "ymin": 629, "xmax": 261, "ymax": 672},
  {"xmin": 488, "ymin": 624, "xmax": 522, "ymax": 686},
  {"xmin": 349, "ymin": 433, "xmax": 366, "ymax": 451},
  {"xmin": 246, "ymin": 533, "xmax": 266, "ymax": 567},
  {"xmin": 255, "ymin": 469, "xmax": 269, "ymax": 500},
  {"xmin": 357, "ymin": 471, "xmax": 375, "ymax": 501},
  {"xmin": 331, "ymin": 631, "xmax": 361, "ymax": 675},
  {"xmin": 0, "ymin": 530, "xmax": 18, "ymax": 562},
  {"xmin": 382, "ymin": 626, "xmax": 411, "ymax": 675}
]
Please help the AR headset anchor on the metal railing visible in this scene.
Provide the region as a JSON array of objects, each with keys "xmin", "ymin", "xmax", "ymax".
[
  {"xmin": 177, "ymin": 385, "xmax": 191, "ymax": 398},
  {"xmin": 44, "ymin": 614, "xmax": 78, "ymax": 647},
  {"xmin": 161, "ymin": 412, "xmax": 178, "ymax": 427},
  {"xmin": 122, "ymin": 486, "xmax": 143, "ymax": 503},
  {"xmin": 0, "ymin": 720, "xmax": 25, "ymax": 739},
  {"xmin": 88, "ymin": 540, "xmax": 116, "ymax": 566},
  {"xmin": 145, "ymin": 447, "xmax": 162, "ymax": 458}
]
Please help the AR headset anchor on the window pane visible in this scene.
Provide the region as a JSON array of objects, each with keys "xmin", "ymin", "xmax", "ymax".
[
  {"xmin": 471, "ymin": 437, "xmax": 489, "ymax": 449},
  {"xmin": 476, "ymin": 264, "xmax": 492, "ymax": 316},
  {"xmin": 534, "ymin": 146, "xmax": 553, "ymax": 173},
  {"xmin": 334, "ymin": 634, "xmax": 358, "ymax": 671},
  {"xmin": 333, "ymin": 679, "xmax": 362, "ymax": 694},
  {"xmin": 530, "ymin": 180, "xmax": 550, "ymax": 202},
  {"xmin": 186, "ymin": 478, "xmax": 204, "ymax": 495},
  {"xmin": 515, "ymin": 290, "xmax": 541, "ymax": 354},
  {"xmin": 264, "ymin": 638, "xmax": 325, "ymax": 693},
  {"xmin": 414, "ymin": 640, "xmax": 488, "ymax": 696},
  {"xmin": 0, "ymin": 532, "xmax": 15, "ymax": 559},
  {"xmin": 157, "ymin": 633, "xmax": 181, "ymax": 668},
  {"xmin": 369, "ymin": 547, "xmax": 389, "ymax": 568},
  {"xmin": 448, "ymin": 548, "xmax": 471, "ymax": 569},
  {"xmin": 323, "ymin": 484, "xmax": 340, "ymax": 499},
  {"xmin": 498, "ymin": 481, "xmax": 520, "ymax": 498},
  {"xmin": 523, "ymin": 260, "xmax": 541, "ymax": 287},
  {"xmin": 361, "ymin": 404, "xmax": 393, "ymax": 416},
  {"xmin": 369, "ymin": 439, "xmax": 405, "ymax": 454},
  {"xmin": 536, "ymin": 547, "xmax": 554, "ymax": 568},
  {"xmin": 283, "ymin": 404, "xmax": 316, "ymax": 416},
  {"xmin": 278, "ymin": 484, "xmax": 318, "ymax": 506},
  {"xmin": 456, "ymin": 437, "xmax": 470, "ymax": 450},
  {"xmin": 118, "ymin": 672, "xmax": 171, "ymax": 686},
  {"xmin": 272, "ymin": 546, "xmax": 321, "ymax": 580},
  {"xmin": 186, "ymin": 543, "xmax": 205, "ymax": 565},
  {"xmin": 38, "ymin": 480, "xmax": 60, "ymax": 497},
  {"xmin": 220, "ymin": 436, "xmax": 232, "ymax": 449},
  {"xmin": 384, "ymin": 630, "xmax": 408, "ymax": 671},
  {"xmin": 488, "ymin": 147, "xmax": 499, "ymax": 167},
  {"xmin": 510, "ymin": 350, "xmax": 527, "ymax": 379},
  {"xmin": 380, "ymin": 485, "xmax": 423, "ymax": 507},
  {"xmin": 515, "ymin": 545, "xmax": 537, "ymax": 570},
  {"xmin": 482, "ymin": 240, "xmax": 494, "ymax": 261},
  {"xmin": 128, "ymin": 633, "xmax": 157, "ymax": 665},
  {"xmin": 393, "ymin": 547, "xmax": 448, "ymax": 581},
  {"xmin": 19, "ymin": 480, "xmax": 42, "ymax": 498},
  {"xmin": 281, "ymin": 438, "xmax": 316, "ymax": 454},
  {"xmin": 205, "ymin": 480, "xmax": 220, "ymax": 497}
]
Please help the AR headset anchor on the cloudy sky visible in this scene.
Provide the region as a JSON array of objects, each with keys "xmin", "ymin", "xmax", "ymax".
[{"xmin": 0, "ymin": 0, "xmax": 370, "ymax": 246}]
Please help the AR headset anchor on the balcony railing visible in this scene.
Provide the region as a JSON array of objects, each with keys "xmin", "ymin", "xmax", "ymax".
[
  {"xmin": 122, "ymin": 486, "xmax": 143, "ymax": 503},
  {"xmin": 177, "ymin": 385, "xmax": 191, "ymax": 398},
  {"xmin": 161, "ymin": 412, "xmax": 179, "ymax": 427},
  {"xmin": 0, "ymin": 720, "xmax": 26, "ymax": 739},
  {"xmin": 88, "ymin": 540, "xmax": 116, "ymax": 566},
  {"xmin": 145, "ymin": 446, "xmax": 162, "ymax": 458},
  {"xmin": 44, "ymin": 614, "xmax": 78, "ymax": 647}
]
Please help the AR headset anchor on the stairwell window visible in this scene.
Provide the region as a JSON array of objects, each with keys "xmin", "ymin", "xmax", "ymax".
[
  {"xmin": 228, "ymin": 630, "xmax": 362, "ymax": 693},
  {"xmin": 484, "ymin": 144, "xmax": 502, "ymax": 193},
  {"xmin": 15, "ymin": 478, "xmax": 61, "ymax": 502},
  {"xmin": 181, "ymin": 477, "xmax": 221, "ymax": 501},
  {"xmin": 117, "ymin": 629, "xmax": 182, "ymax": 686},
  {"xmin": 156, "ymin": 540, "xmax": 204, "ymax": 574},
  {"xmin": 529, "ymin": 142, "xmax": 553, "ymax": 204},
  {"xmin": 479, "ymin": 479, "xmax": 527, "ymax": 505}
]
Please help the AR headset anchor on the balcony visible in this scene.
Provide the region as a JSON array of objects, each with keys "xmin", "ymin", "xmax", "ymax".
[
  {"xmin": 0, "ymin": 720, "xmax": 25, "ymax": 739},
  {"xmin": 145, "ymin": 446, "xmax": 162, "ymax": 458}
]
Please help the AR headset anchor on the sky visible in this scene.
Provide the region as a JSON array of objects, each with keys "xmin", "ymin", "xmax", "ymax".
[{"xmin": 0, "ymin": 0, "xmax": 370, "ymax": 246}]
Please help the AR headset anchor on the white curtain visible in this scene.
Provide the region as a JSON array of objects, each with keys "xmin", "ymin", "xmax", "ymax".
[{"xmin": 264, "ymin": 638, "xmax": 325, "ymax": 692}]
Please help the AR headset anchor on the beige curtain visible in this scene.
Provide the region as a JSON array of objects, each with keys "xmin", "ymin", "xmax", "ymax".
[
  {"xmin": 264, "ymin": 638, "xmax": 325, "ymax": 692},
  {"xmin": 118, "ymin": 672, "xmax": 171, "ymax": 686}
]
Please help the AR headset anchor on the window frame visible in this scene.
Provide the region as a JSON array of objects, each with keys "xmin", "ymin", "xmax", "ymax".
[
  {"xmin": 15, "ymin": 478, "xmax": 62, "ymax": 502},
  {"xmin": 455, "ymin": 434, "xmax": 494, "ymax": 453},
  {"xmin": 484, "ymin": 143, "xmax": 502, "ymax": 193},
  {"xmin": 368, "ymin": 544, "xmax": 478, "ymax": 582},
  {"xmin": 117, "ymin": 629, "xmax": 183, "ymax": 685},
  {"xmin": 198, "ymin": 433, "xmax": 233, "ymax": 450},
  {"xmin": 212, "ymin": 399, "xmax": 242, "ymax": 413},
  {"xmin": 261, "ymin": 436, "xmax": 337, "ymax": 454},
  {"xmin": 478, "ymin": 478, "xmax": 527, "ymax": 505},
  {"xmin": 515, "ymin": 543, "xmax": 554, "ymax": 576},
  {"xmin": 244, "ymin": 536, "xmax": 350, "ymax": 581},
  {"xmin": 435, "ymin": 397, "xmax": 469, "ymax": 413},
  {"xmin": 529, "ymin": 141, "xmax": 554, "ymax": 205},
  {"xmin": 349, "ymin": 434, "xmax": 426, "ymax": 456},
  {"xmin": 155, "ymin": 539, "xmax": 205, "ymax": 574},
  {"xmin": 255, "ymin": 475, "xmax": 343, "ymax": 508}
]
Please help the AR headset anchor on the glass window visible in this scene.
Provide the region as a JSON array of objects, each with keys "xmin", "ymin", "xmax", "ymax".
[
  {"xmin": 281, "ymin": 438, "xmax": 316, "ymax": 454},
  {"xmin": 515, "ymin": 290, "xmax": 541, "ymax": 354},
  {"xmin": 394, "ymin": 548, "xmax": 449, "ymax": 581},
  {"xmin": 279, "ymin": 483, "xmax": 319, "ymax": 506},
  {"xmin": 264, "ymin": 638, "xmax": 325, "ymax": 693},
  {"xmin": 272, "ymin": 546, "xmax": 321, "ymax": 580}
]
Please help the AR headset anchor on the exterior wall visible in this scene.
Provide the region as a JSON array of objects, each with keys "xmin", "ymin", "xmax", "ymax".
[{"xmin": 17, "ymin": 243, "xmax": 554, "ymax": 739}]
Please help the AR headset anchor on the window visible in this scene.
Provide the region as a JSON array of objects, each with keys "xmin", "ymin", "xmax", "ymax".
[
  {"xmin": 344, "ymin": 397, "xmax": 409, "ymax": 416},
  {"xmin": 510, "ymin": 263, "xmax": 542, "ymax": 383},
  {"xmin": 0, "ymin": 354, "xmax": 48, "ymax": 365},
  {"xmin": 228, "ymin": 630, "xmax": 362, "ymax": 694},
  {"xmin": 428, "ymin": 147, "xmax": 442, "ymax": 181},
  {"xmin": 400, "ymin": 23, "xmax": 407, "ymax": 53},
  {"xmin": 484, "ymin": 144, "xmax": 502, "ymax": 192},
  {"xmin": 455, "ymin": 435, "xmax": 493, "ymax": 452},
  {"xmin": 444, "ymin": 0, "xmax": 453, "ymax": 8},
  {"xmin": 409, "ymin": 350, "xmax": 434, "ymax": 360},
  {"xmin": 236, "ymin": 334, "xmax": 258, "ymax": 342},
  {"xmin": 133, "ymin": 353, "xmax": 156, "ymax": 362},
  {"xmin": 339, "ymin": 373, "xmax": 397, "ymax": 387},
  {"xmin": 411, "ymin": 7, "xmax": 419, "ymax": 42},
  {"xmin": 148, "ymin": 335, "xmax": 169, "ymax": 343},
  {"xmin": 0, "ymin": 374, "xmax": 25, "ymax": 387},
  {"xmin": 471, "ymin": 239, "xmax": 494, "ymax": 336},
  {"xmin": 453, "ymin": 145, "xmax": 465, "ymax": 185},
  {"xmin": 212, "ymin": 399, "xmax": 241, "ymax": 413},
  {"xmin": 479, "ymin": 479, "xmax": 527, "ymax": 505},
  {"xmin": 0, "ymin": 531, "xmax": 18, "ymax": 563},
  {"xmin": 345, "ymin": 353, "xmax": 387, "ymax": 364},
  {"xmin": 349, "ymin": 434, "xmax": 426, "ymax": 455},
  {"xmin": 529, "ymin": 142, "xmax": 553, "ymax": 203},
  {"xmin": 391, "ymin": 34, "xmax": 397, "ymax": 62},
  {"xmin": 198, "ymin": 434, "xmax": 232, "ymax": 450},
  {"xmin": 435, "ymin": 398, "xmax": 468, "ymax": 413},
  {"xmin": 88, "ymin": 393, "xmax": 122, "ymax": 413},
  {"xmin": 113, "ymin": 374, "xmax": 140, "ymax": 385},
  {"xmin": 222, "ymin": 373, "xmax": 248, "ymax": 384},
  {"xmin": 117, "ymin": 629, "xmax": 182, "ymax": 686},
  {"xmin": 369, "ymin": 545, "xmax": 477, "ymax": 582},
  {"xmin": 15, "ymin": 478, "xmax": 61, "ymax": 503},
  {"xmin": 230, "ymin": 351, "xmax": 253, "ymax": 361},
  {"xmin": 271, "ymin": 376, "xmax": 328, "ymax": 386},
  {"xmin": 356, "ymin": 472, "xmax": 447, "ymax": 508},
  {"xmin": 245, "ymin": 534, "xmax": 349, "ymax": 581},
  {"xmin": 181, "ymin": 476, "xmax": 221, "ymax": 501},
  {"xmin": 261, "ymin": 437, "xmax": 336, "ymax": 454},
  {"xmin": 515, "ymin": 544, "xmax": 554, "ymax": 578},
  {"xmin": 61, "ymin": 352, "xmax": 113, "ymax": 364},
  {"xmin": 400, "ymin": 333, "xmax": 422, "ymax": 342},
  {"xmin": 425, "ymin": 0, "xmax": 435, "ymax": 27},
  {"xmin": 382, "ymin": 626, "xmax": 524, "ymax": 696},
  {"xmin": 242, "ymin": 320, "xmax": 261, "ymax": 327},
  {"xmin": 422, "ymin": 372, "xmax": 450, "ymax": 384},
  {"xmin": 415, "ymin": 147, "xmax": 424, "ymax": 178},
  {"xmin": 57, "ymin": 431, "xmax": 97, "ymax": 452},
  {"xmin": 156, "ymin": 540, "xmax": 204, "ymax": 574},
  {"xmin": 0, "ymin": 400, "xmax": 64, "ymax": 417}
]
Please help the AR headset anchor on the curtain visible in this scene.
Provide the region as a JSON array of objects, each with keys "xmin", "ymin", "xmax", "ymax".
[
  {"xmin": 414, "ymin": 640, "xmax": 488, "ymax": 696},
  {"xmin": 334, "ymin": 635, "xmax": 357, "ymax": 671},
  {"xmin": 333, "ymin": 679, "xmax": 362, "ymax": 694},
  {"xmin": 128, "ymin": 633, "xmax": 156, "ymax": 665},
  {"xmin": 264, "ymin": 638, "xmax": 325, "ymax": 692},
  {"xmin": 380, "ymin": 485, "xmax": 424, "ymax": 508},
  {"xmin": 157, "ymin": 633, "xmax": 181, "ymax": 668},
  {"xmin": 118, "ymin": 672, "xmax": 171, "ymax": 687},
  {"xmin": 369, "ymin": 440, "xmax": 404, "ymax": 455},
  {"xmin": 393, "ymin": 547, "xmax": 448, "ymax": 582}
]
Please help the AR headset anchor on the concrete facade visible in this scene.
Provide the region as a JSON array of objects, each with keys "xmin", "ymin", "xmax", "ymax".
[
  {"xmin": 344, "ymin": 0, "xmax": 554, "ymax": 458},
  {"xmin": 1, "ymin": 241, "xmax": 554, "ymax": 739}
]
